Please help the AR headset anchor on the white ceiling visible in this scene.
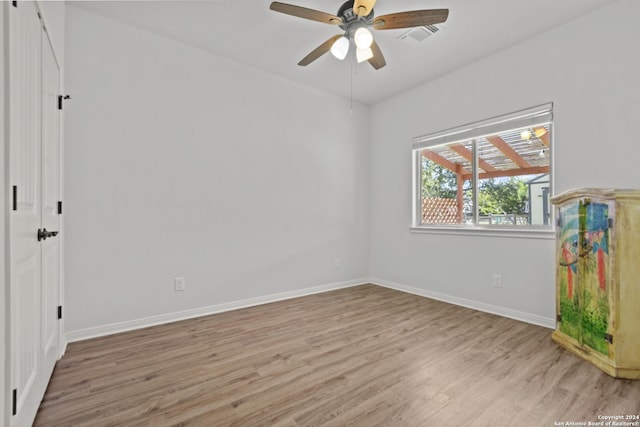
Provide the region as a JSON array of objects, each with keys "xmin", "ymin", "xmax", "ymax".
[{"xmin": 71, "ymin": 0, "xmax": 616, "ymax": 105}]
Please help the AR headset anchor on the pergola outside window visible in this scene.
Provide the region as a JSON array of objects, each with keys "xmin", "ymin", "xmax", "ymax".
[{"xmin": 412, "ymin": 104, "xmax": 553, "ymax": 229}]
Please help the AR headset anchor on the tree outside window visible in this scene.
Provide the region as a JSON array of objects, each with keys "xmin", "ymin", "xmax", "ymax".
[{"xmin": 413, "ymin": 106, "xmax": 552, "ymax": 229}]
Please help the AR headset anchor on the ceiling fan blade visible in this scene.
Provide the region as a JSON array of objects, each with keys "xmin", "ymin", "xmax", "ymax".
[
  {"xmin": 298, "ymin": 34, "xmax": 343, "ymax": 66},
  {"xmin": 373, "ymin": 9, "xmax": 449, "ymax": 30},
  {"xmin": 270, "ymin": 2, "xmax": 343, "ymax": 25},
  {"xmin": 353, "ymin": 0, "xmax": 376, "ymax": 17},
  {"xmin": 368, "ymin": 40, "xmax": 386, "ymax": 70}
]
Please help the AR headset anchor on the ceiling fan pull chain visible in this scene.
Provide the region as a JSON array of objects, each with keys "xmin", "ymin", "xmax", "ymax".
[{"xmin": 350, "ymin": 59, "xmax": 354, "ymax": 116}]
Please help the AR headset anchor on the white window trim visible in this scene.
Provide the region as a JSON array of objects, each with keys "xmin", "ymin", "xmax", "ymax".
[
  {"xmin": 411, "ymin": 103, "xmax": 554, "ymax": 238},
  {"xmin": 409, "ymin": 225, "xmax": 555, "ymax": 239}
]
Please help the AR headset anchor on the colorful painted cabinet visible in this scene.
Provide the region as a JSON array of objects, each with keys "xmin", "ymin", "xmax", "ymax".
[{"xmin": 551, "ymin": 188, "xmax": 640, "ymax": 379}]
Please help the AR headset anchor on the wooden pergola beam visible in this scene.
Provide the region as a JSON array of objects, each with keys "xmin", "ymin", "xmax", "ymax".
[
  {"xmin": 456, "ymin": 164, "xmax": 464, "ymax": 223},
  {"xmin": 485, "ymin": 135, "xmax": 531, "ymax": 169},
  {"xmin": 461, "ymin": 165, "xmax": 549, "ymax": 181},
  {"xmin": 448, "ymin": 144, "xmax": 497, "ymax": 173},
  {"xmin": 421, "ymin": 149, "xmax": 469, "ymax": 174}
]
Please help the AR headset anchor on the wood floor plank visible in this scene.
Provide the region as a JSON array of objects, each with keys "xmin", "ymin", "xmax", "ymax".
[{"xmin": 34, "ymin": 284, "xmax": 640, "ymax": 426}]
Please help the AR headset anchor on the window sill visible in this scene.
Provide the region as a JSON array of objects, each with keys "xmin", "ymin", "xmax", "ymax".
[{"xmin": 410, "ymin": 225, "xmax": 555, "ymax": 239}]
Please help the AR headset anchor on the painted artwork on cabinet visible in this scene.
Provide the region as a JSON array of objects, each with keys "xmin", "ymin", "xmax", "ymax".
[
  {"xmin": 557, "ymin": 199, "xmax": 611, "ymax": 355},
  {"xmin": 557, "ymin": 202, "xmax": 581, "ymax": 341}
]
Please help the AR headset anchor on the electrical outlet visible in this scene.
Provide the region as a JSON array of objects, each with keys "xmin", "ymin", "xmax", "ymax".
[
  {"xmin": 334, "ymin": 258, "xmax": 342, "ymax": 270},
  {"xmin": 175, "ymin": 277, "xmax": 186, "ymax": 292},
  {"xmin": 492, "ymin": 273, "xmax": 502, "ymax": 288}
]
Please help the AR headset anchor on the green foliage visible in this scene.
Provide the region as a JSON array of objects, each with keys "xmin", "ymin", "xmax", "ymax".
[
  {"xmin": 581, "ymin": 289, "xmax": 609, "ymax": 355},
  {"xmin": 421, "ymin": 159, "xmax": 459, "ymax": 199},
  {"xmin": 478, "ymin": 177, "xmax": 529, "ymax": 215},
  {"xmin": 579, "ymin": 259, "xmax": 610, "ymax": 355},
  {"xmin": 559, "ymin": 262, "xmax": 610, "ymax": 355},
  {"xmin": 421, "ymin": 157, "xmax": 531, "ymax": 216},
  {"xmin": 559, "ymin": 278, "xmax": 581, "ymax": 340}
]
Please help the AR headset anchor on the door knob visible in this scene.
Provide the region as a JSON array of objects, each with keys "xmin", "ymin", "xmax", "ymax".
[{"xmin": 37, "ymin": 228, "xmax": 59, "ymax": 241}]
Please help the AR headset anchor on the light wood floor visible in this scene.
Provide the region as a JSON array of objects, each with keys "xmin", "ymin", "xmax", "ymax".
[{"xmin": 35, "ymin": 285, "xmax": 640, "ymax": 426}]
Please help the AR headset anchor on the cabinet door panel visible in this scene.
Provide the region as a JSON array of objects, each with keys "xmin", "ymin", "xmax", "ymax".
[
  {"xmin": 579, "ymin": 200, "xmax": 611, "ymax": 356},
  {"xmin": 557, "ymin": 202, "xmax": 581, "ymax": 342}
]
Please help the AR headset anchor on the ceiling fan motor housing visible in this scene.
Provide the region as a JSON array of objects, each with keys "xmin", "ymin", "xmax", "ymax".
[{"xmin": 337, "ymin": 0, "xmax": 374, "ymax": 34}]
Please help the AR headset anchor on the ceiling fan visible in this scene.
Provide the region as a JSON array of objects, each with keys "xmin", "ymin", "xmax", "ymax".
[{"xmin": 269, "ymin": 0, "xmax": 449, "ymax": 70}]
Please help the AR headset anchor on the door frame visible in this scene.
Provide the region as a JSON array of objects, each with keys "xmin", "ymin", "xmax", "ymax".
[{"xmin": 2, "ymin": 3, "xmax": 9, "ymax": 425}]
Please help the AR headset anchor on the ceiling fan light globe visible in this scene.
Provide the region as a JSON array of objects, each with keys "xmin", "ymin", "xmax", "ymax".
[
  {"xmin": 354, "ymin": 27, "xmax": 373, "ymax": 49},
  {"xmin": 330, "ymin": 36, "xmax": 350, "ymax": 60},
  {"xmin": 356, "ymin": 47, "xmax": 374, "ymax": 63}
]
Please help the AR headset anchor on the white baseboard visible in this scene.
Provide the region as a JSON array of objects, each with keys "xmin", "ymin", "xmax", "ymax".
[
  {"xmin": 65, "ymin": 278, "xmax": 368, "ymax": 343},
  {"xmin": 59, "ymin": 337, "xmax": 67, "ymax": 359},
  {"xmin": 66, "ymin": 277, "xmax": 555, "ymax": 343},
  {"xmin": 370, "ymin": 277, "xmax": 555, "ymax": 329}
]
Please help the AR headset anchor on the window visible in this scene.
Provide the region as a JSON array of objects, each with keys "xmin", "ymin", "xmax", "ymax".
[{"xmin": 412, "ymin": 104, "xmax": 553, "ymax": 231}]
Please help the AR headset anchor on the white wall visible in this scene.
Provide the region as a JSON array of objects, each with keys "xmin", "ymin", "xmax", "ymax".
[
  {"xmin": 369, "ymin": 0, "xmax": 640, "ymax": 326},
  {"xmin": 64, "ymin": 6, "xmax": 370, "ymax": 335}
]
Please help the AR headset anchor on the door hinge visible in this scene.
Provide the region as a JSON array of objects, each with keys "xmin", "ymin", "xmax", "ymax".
[
  {"xmin": 58, "ymin": 201, "xmax": 63, "ymax": 214},
  {"xmin": 608, "ymin": 218, "xmax": 613, "ymax": 229},
  {"xmin": 604, "ymin": 333, "xmax": 613, "ymax": 344},
  {"xmin": 13, "ymin": 186, "xmax": 17, "ymax": 211},
  {"xmin": 12, "ymin": 388, "xmax": 17, "ymax": 416},
  {"xmin": 556, "ymin": 314, "xmax": 562, "ymax": 322},
  {"xmin": 58, "ymin": 94, "xmax": 70, "ymax": 110},
  {"xmin": 12, "ymin": 1, "xmax": 17, "ymax": 7},
  {"xmin": 58, "ymin": 305, "xmax": 63, "ymax": 320}
]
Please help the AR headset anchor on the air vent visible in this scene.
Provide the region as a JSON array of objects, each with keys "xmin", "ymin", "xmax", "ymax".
[{"xmin": 398, "ymin": 24, "xmax": 444, "ymax": 47}]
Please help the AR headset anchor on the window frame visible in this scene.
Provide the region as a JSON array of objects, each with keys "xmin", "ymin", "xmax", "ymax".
[{"xmin": 411, "ymin": 103, "xmax": 555, "ymax": 239}]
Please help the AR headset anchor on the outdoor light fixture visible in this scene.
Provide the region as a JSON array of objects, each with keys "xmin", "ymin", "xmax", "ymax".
[
  {"xmin": 330, "ymin": 36, "xmax": 350, "ymax": 60},
  {"xmin": 534, "ymin": 128, "xmax": 547, "ymax": 138}
]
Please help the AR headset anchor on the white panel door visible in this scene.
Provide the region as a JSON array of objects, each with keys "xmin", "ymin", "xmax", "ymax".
[
  {"xmin": 9, "ymin": 1, "xmax": 42, "ymax": 425},
  {"xmin": 8, "ymin": 2, "xmax": 60, "ymax": 426}
]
